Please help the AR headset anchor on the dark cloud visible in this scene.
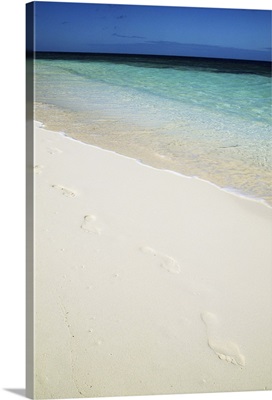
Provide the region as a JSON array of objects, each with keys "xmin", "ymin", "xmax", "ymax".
[
  {"xmin": 143, "ymin": 41, "xmax": 271, "ymax": 60},
  {"xmin": 146, "ymin": 40, "xmax": 184, "ymax": 46},
  {"xmin": 112, "ymin": 33, "xmax": 146, "ymax": 39}
]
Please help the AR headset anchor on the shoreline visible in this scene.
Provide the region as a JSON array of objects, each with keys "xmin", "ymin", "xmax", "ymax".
[
  {"xmin": 34, "ymin": 99, "xmax": 272, "ymax": 207},
  {"xmin": 36, "ymin": 119, "xmax": 272, "ymax": 210},
  {"xmin": 34, "ymin": 120, "xmax": 272, "ymax": 398}
]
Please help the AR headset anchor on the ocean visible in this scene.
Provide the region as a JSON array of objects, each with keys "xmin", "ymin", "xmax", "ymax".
[{"xmin": 34, "ymin": 52, "xmax": 272, "ymax": 205}]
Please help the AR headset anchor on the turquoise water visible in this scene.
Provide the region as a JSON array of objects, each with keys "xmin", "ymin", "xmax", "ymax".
[{"xmin": 34, "ymin": 53, "xmax": 272, "ymax": 204}]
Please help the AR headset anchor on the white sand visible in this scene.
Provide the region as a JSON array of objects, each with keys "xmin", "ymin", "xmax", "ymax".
[{"xmin": 34, "ymin": 121, "xmax": 272, "ymax": 398}]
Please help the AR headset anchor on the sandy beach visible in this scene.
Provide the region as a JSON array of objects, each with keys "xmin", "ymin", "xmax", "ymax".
[{"xmin": 34, "ymin": 121, "xmax": 272, "ymax": 398}]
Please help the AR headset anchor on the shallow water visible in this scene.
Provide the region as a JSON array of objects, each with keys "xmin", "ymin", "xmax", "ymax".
[{"xmin": 34, "ymin": 53, "xmax": 272, "ymax": 204}]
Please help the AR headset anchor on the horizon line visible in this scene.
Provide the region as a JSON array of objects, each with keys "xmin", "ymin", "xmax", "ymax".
[{"xmin": 30, "ymin": 50, "xmax": 272, "ymax": 64}]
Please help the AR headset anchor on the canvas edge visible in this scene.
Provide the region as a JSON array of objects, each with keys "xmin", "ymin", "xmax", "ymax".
[{"xmin": 26, "ymin": 2, "xmax": 35, "ymax": 399}]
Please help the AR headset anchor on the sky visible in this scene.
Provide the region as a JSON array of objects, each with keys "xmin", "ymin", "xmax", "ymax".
[{"xmin": 30, "ymin": 1, "xmax": 272, "ymax": 61}]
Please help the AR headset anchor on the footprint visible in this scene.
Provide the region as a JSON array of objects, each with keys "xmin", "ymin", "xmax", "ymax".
[
  {"xmin": 47, "ymin": 147, "xmax": 62, "ymax": 155},
  {"xmin": 201, "ymin": 311, "xmax": 245, "ymax": 367},
  {"xmin": 160, "ymin": 254, "xmax": 181, "ymax": 274},
  {"xmin": 81, "ymin": 214, "xmax": 102, "ymax": 235},
  {"xmin": 34, "ymin": 164, "xmax": 44, "ymax": 174},
  {"xmin": 139, "ymin": 246, "xmax": 181, "ymax": 274},
  {"xmin": 51, "ymin": 184, "xmax": 77, "ymax": 198},
  {"xmin": 139, "ymin": 246, "xmax": 157, "ymax": 256}
]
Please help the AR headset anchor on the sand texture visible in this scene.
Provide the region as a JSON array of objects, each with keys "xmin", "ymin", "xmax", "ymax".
[{"xmin": 34, "ymin": 122, "xmax": 272, "ymax": 398}]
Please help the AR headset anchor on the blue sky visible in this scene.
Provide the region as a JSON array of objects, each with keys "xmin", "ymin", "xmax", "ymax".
[{"xmin": 33, "ymin": 2, "xmax": 272, "ymax": 61}]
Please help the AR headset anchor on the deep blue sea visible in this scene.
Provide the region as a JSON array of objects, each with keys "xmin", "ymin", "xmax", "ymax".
[{"xmin": 34, "ymin": 53, "xmax": 272, "ymax": 204}]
